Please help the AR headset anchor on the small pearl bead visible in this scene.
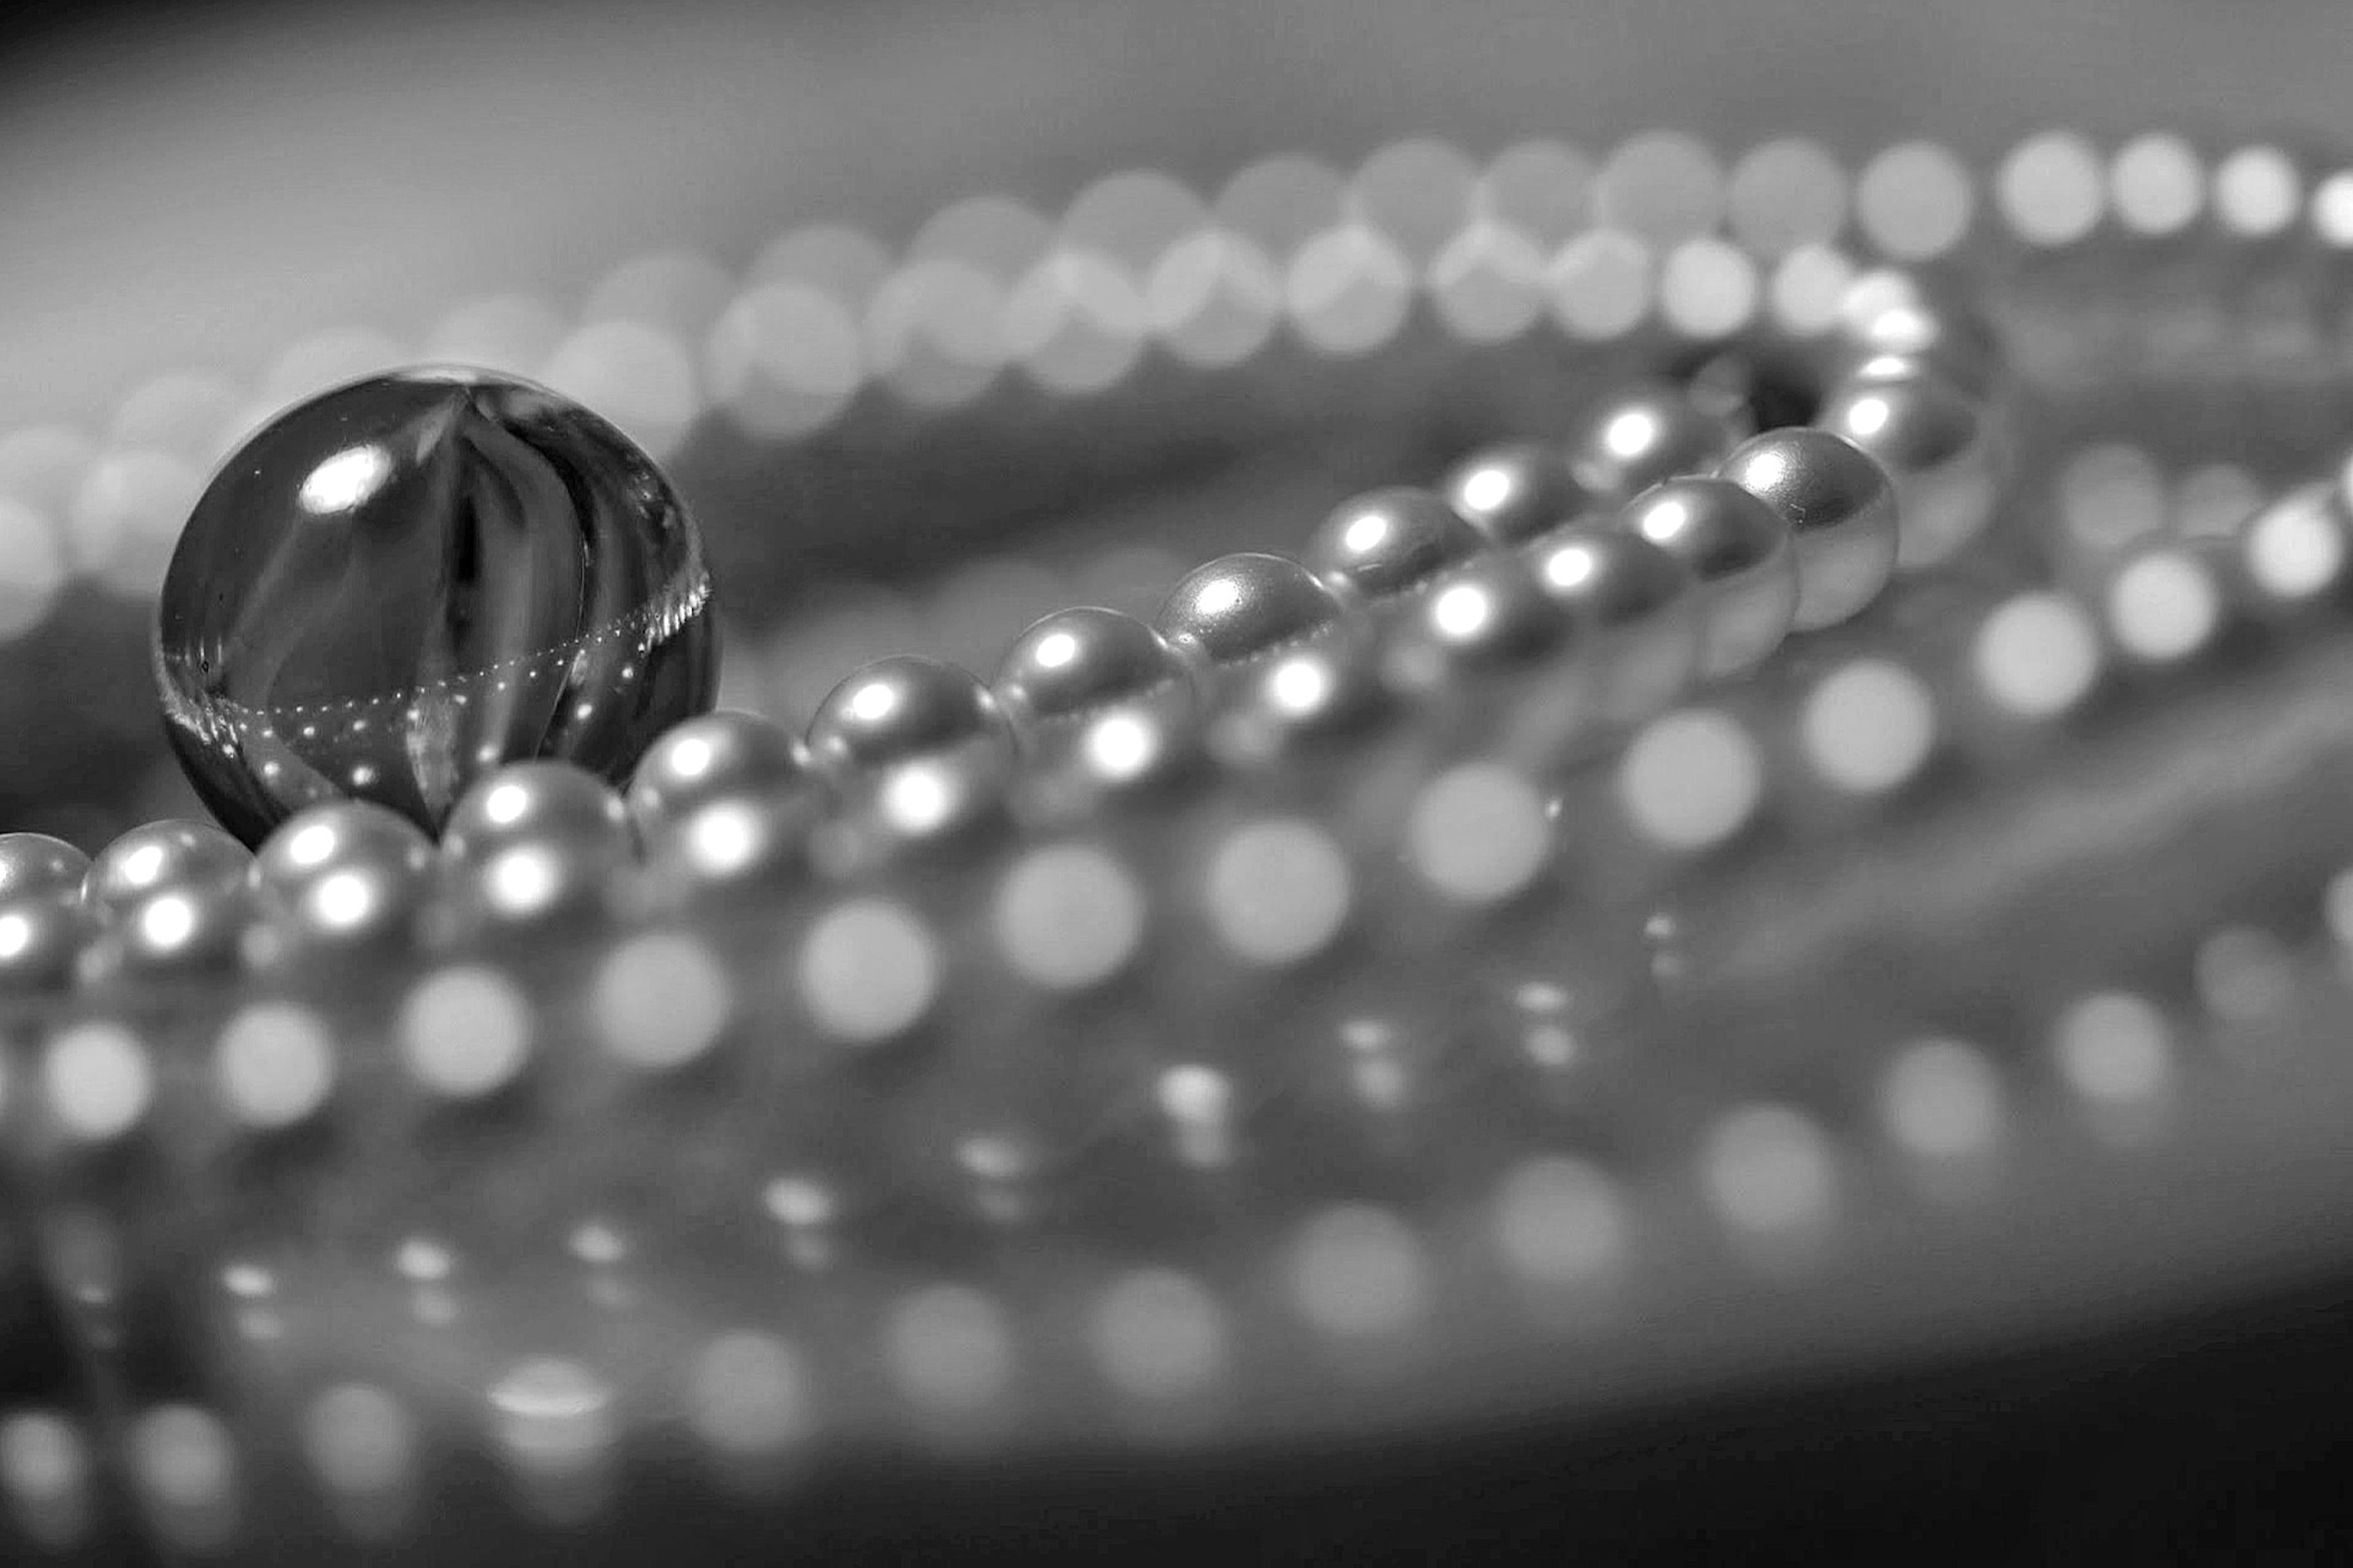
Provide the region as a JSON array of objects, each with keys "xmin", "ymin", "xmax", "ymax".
[
  {"xmin": 1718, "ymin": 428, "xmax": 1900, "ymax": 631},
  {"xmin": 0, "ymin": 834, "xmax": 89, "ymax": 904},
  {"xmin": 1523, "ymin": 525, "xmax": 1702, "ymax": 727},
  {"xmin": 994, "ymin": 607, "xmax": 1201, "ymax": 800},
  {"xmin": 625, "ymin": 710, "xmax": 809, "ymax": 830},
  {"xmin": 83, "ymin": 820, "xmax": 249, "ymax": 920},
  {"xmin": 1304, "ymin": 486, "xmax": 1485, "ymax": 604},
  {"xmin": 250, "ymin": 800, "xmax": 434, "ymax": 948},
  {"xmin": 442, "ymin": 762, "xmax": 631, "ymax": 863},
  {"xmin": 0, "ymin": 891, "xmax": 93, "ymax": 994},
  {"xmin": 805, "ymin": 656, "xmax": 1017, "ymax": 846},
  {"xmin": 441, "ymin": 761, "xmax": 633, "ymax": 925},
  {"xmin": 1616, "ymin": 477, "xmax": 1797, "ymax": 678},
  {"xmin": 1817, "ymin": 363, "xmax": 1998, "ymax": 570},
  {"xmin": 1440, "ymin": 442, "xmax": 1603, "ymax": 546},
  {"xmin": 1567, "ymin": 383, "xmax": 1741, "ymax": 502},
  {"xmin": 1155, "ymin": 553, "xmax": 1374, "ymax": 754}
]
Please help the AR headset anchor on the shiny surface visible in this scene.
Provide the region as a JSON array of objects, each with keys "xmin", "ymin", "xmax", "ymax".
[
  {"xmin": 624, "ymin": 709, "xmax": 810, "ymax": 830},
  {"xmin": 0, "ymin": 835, "xmax": 88, "ymax": 904},
  {"xmin": 1816, "ymin": 365, "xmax": 1999, "ymax": 570},
  {"xmin": 995, "ymin": 608, "xmax": 1202, "ymax": 803},
  {"xmin": 806, "ymin": 656, "xmax": 1019, "ymax": 847},
  {"xmin": 1155, "ymin": 553, "xmax": 1357, "ymax": 670},
  {"xmin": 1304, "ymin": 487, "xmax": 1485, "ymax": 602},
  {"xmin": 1523, "ymin": 524, "xmax": 1702, "ymax": 727},
  {"xmin": 1718, "ymin": 428, "xmax": 1900, "ymax": 631},
  {"xmin": 81, "ymin": 819, "xmax": 249, "ymax": 918},
  {"xmin": 1617, "ymin": 477, "xmax": 1797, "ymax": 679},
  {"xmin": 1442, "ymin": 444, "xmax": 1604, "ymax": 547},
  {"xmin": 441, "ymin": 760, "xmax": 632, "ymax": 864},
  {"xmin": 0, "ymin": 890, "xmax": 91, "ymax": 993},
  {"xmin": 249, "ymin": 800, "xmax": 435, "ymax": 949},
  {"xmin": 1567, "ymin": 384, "xmax": 1742, "ymax": 502},
  {"xmin": 154, "ymin": 368, "xmax": 717, "ymax": 846}
]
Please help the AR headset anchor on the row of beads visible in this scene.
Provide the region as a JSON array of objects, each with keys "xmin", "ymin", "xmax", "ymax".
[
  {"xmin": 21, "ymin": 874, "xmax": 2353, "ymax": 1560},
  {"xmin": 8, "ymin": 447, "xmax": 2343, "ymax": 1165},
  {"xmin": 1, "ymin": 126, "xmax": 2335, "ymax": 648}
]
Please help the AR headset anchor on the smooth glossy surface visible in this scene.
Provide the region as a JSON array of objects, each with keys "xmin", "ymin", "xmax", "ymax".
[
  {"xmin": 441, "ymin": 760, "xmax": 631, "ymax": 865},
  {"xmin": 154, "ymin": 368, "xmax": 718, "ymax": 847},
  {"xmin": 83, "ymin": 819, "xmax": 250, "ymax": 918},
  {"xmin": 1568, "ymin": 385, "xmax": 1742, "ymax": 502},
  {"xmin": 1617, "ymin": 479, "xmax": 1797, "ymax": 678},
  {"xmin": 250, "ymin": 800, "xmax": 435, "ymax": 949},
  {"xmin": 0, "ymin": 833, "xmax": 89, "ymax": 904},
  {"xmin": 1442, "ymin": 444, "xmax": 1604, "ymax": 547},
  {"xmin": 626, "ymin": 710, "xmax": 811, "ymax": 830},
  {"xmin": 806, "ymin": 657, "xmax": 1018, "ymax": 847},
  {"xmin": 1816, "ymin": 365, "xmax": 1999, "ymax": 569},
  {"xmin": 0, "ymin": 890, "xmax": 91, "ymax": 993},
  {"xmin": 1156, "ymin": 553, "xmax": 1376, "ymax": 754},
  {"xmin": 1156, "ymin": 553, "xmax": 1356, "ymax": 669},
  {"xmin": 1524, "ymin": 524, "xmax": 1702, "ymax": 727},
  {"xmin": 1305, "ymin": 487, "xmax": 1484, "ymax": 602},
  {"xmin": 995, "ymin": 608, "xmax": 1202, "ymax": 803},
  {"xmin": 1718, "ymin": 429, "xmax": 1900, "ymax": 631}
]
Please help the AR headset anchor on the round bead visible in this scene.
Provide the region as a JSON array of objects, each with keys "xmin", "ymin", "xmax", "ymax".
[
  {"xmin": 442, "ymin": 761, "xmax": 632, "ymax": 865},
  {"xmin": 1524, "ymin": 525, "xmax": 1702, "ymax": 726},
  {"xmin": 1155, "ymin": 554, "xmax": 1374, "ymax": 749},
  {"xmin": 0, "ymin": 835, "xmax": 89, "ymax": 904},
  {"xmin": 1441, "ymin": 444, "xmax": 1604, "ymax": 547},
  {"xmin": 806, "ymin": 657, "xmax": 1018, "ymax": 845},
  {"xmin": 153, "ymin": 368, "xmax": 718, "ymax": 847},
  {"xmin": 995, "ymin": 608, "xmax": 1201, "ymax": 799},
  {"xmin": 106, "ymin": 881, "xmax": 252, "ymax": 977},
  {"xmin": 84, "ymin": 820, "xmax": 251, "ymax": 920},
  {"xmin": 1385, "ymin": 551, "xmax": 1575, "ymax": 692},
  {"xmin": 1835, "ymin": 271, "xmax": 2003, "ymax": 397},
  {"xmin": 1567, "ymin": 384, "xmax": 1742, "ymax": 502},
  {"xmin": 1717, "ymin": 428, "xmax": 1900, "ymax": 631},
  {"xmin": 626, "ymin": 710, "xmax": 810, "ymax": 830},
  {"xmin": 1156, "ymin": 553, "xmax": 1354, "ymax": 669},
  {"xmin": 1304, "ymin": 487, "xmax": 1485, "ymax": 602},
  {"xmin": 1816, "ymin": 365, "xmax": 1999, "ymax": 570},
  {"xmin": 1616, "ymin": 479, "xmax": 1797, "ymax": 679},
  {"xmin": 251, "ymin": 800, "xmax": 435, "ymax": 947},
  {"xmin": 0, "ymin": 892, "xmax": 94, "ymax": 994}
]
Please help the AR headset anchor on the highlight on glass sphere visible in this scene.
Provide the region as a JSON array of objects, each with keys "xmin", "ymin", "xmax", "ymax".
[{"xmin": 151, "ymin": 366, "xmax": 719, "ymax": 846}]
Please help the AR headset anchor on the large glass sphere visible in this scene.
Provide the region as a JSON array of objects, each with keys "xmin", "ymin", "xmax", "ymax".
[{"xmin": 154, "ymin": 368, "xmax": 718, "ymax": 845}]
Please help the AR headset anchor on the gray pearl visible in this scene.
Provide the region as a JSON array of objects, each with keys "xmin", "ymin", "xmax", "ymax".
[
  {"xmin": 995, "ymin": 607, "xmax": 1201, "ymax": 800},
  {"xmin": 0, "ymin": 891, "xmax": 93, "ymax": 994},
  {"xmin": 0, "ymin": 834, "xmax": 89, "ymax": 904},
  {"xmin": 83, "ymin": 819, "xmax": 251, "ymax": 920},
  {"xmin": 441, "ymin": 761, "xmax": 634, "ymax": 926},
  {"xmin": 1816, "ymin": 365, "xmax": 1999, "ymax": 570},
  {"xmin": 626, "ymin": 710, "xmax": 811, "ymax": 831},
  {"xmin": 806, "ymin": 656, "xmax": 1017, "ymax": 846},
  {"xmin": 1718, "ymin": 428, "xmax": 1900, "ymax": 631},
  {"xmin": 1441, "ymin": 443, "xmax": 1605, "ymax": 547},
  {"xmin": 1616, "ymin": 478, "xmax": 1797, "ymax": 679},
  {"xmin": 1305, "ymin": 487, "xmax": 1486, "ymax": 603},
  {"xmin": 1567, "ymin": 384, "xmax": 1743, "ymax": 502},
  {"xmin": 1156, "ymin": 553, "xmax": 1375, "ymax": 752},
  {"xmin": 251, "ymin": 800, "xmax": 434, "ymax": 948},
  {"xmin": 1523, "ymin": 525, "xmax": 1702, "ymax": 727}
]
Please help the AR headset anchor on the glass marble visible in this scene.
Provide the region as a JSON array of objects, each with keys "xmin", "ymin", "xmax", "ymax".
[{"xmin": 153, "ymin": 368, "xmax": 718, "ymax": 846}]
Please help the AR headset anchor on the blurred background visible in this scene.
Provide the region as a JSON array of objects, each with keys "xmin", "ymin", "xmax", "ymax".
[
  {"xmin": 1, "ymin": 0, "xmax": 2350, "ymax": 850},
  {"xmin": 2, "ymin": 0, "xmax": 2351, "ymax": 426}
]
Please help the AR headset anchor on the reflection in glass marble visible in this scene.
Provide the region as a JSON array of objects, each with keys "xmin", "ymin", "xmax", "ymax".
[{"xmin": 154, "ymin": 368, "xmax": 717, "ymax": 845}]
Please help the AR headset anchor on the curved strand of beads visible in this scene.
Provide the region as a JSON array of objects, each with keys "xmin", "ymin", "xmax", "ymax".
[{"xmin": 5, "ymin": 127, "xmax": 2353, "ymax": 1561}]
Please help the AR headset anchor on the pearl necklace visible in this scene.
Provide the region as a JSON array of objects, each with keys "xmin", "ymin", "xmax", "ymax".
[{"xmin": 2, "ymin": 126, "xmax": 2353, "ymax": 1561}]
